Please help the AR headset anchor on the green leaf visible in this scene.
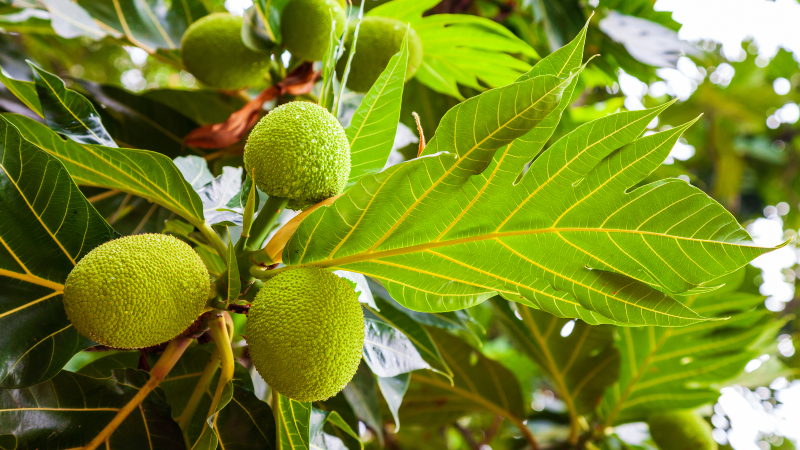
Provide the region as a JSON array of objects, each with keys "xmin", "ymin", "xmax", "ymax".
[
  {"xmin": 275, "ymin": 393, "xmax": 312, "ymax": 450},
  {"xmin": 76, "ymin": 80, "xmax": 203, "ymax": 157},
  {"xmin": 28, "ymin": 62, "xmax": 116, "ymax": 147},
  {"xmin": 5, "ymin": 113, "xmax": 206, "ymax": 228},
  {"xmin": 192, "ymin": 381, "xmax": 234, "ymax": 450},
  {"xmin": 37, "ymin": 0, "xmax": 106, "ymax": 40},
  {"xmin": 0, "ymin": 64, "xmax": 42, "ymax": 117},
  {"xmin": 226, "ymin": 231, "xmax": 241, "ymax": 304},
  {"xmin": 217, "ymin": 382, "xmax": 278, "ymax": 450},
  {"xmin": 599, "ymin": 271, "xmax": 785, "ymax": 425},
  {"xmin": 376, "ymin": 373, "xmax": 410, "ymax": 430},
  {"xmin": 492, "ymin": 298, "xmax": 619, "ymax": 420},
  {"xmin": 0, "ymin": 116, "xmax": 116, "ymax": 389},
  {"xmin": 400, "ymin": 328, "xmax": 526, "ymax": 428},
  {"xmin": 364, "ymin": 296, "xmax": 451, "ymax": 379},
  {"xmin": 77, "ymin": 0, "xmax": 208, "ymax": 53},
  {"xmin": 342, "ymin": 362, "xmax": 382, "ymax": 442},
  {"xmin": 275, "ymin": 29, "xmax": 777, "ymax": 326},
  {"xmin": 0, "ymin": 369, "xmax": 183, "ymax": 449},
  {"xmin": 344, "ymin": 29, "xmax": 408, "ymax": 189},
  {"xmin": 368, "ymin": 3, "xmax": 538, "ymax": 99}
]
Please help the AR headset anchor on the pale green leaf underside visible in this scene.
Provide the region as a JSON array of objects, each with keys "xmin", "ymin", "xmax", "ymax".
[{"xmin": 275, "ymin": 30, "xmax": 776, "ymax": 327}]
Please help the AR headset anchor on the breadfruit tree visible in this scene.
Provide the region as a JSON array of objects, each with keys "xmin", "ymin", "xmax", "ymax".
[{"xmin": 0, "ymin": 0, "xmax": 796, "ymax": 449}]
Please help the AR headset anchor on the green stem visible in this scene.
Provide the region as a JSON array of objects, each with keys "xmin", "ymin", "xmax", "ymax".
[
  {"xmin": 177, "ymin": 347, "xmax": 220, "ymax": 447},
  {"xmin": 201, "ymin": 316, "xmax": 235, "ymax": 436},
  {"xmin": 245, "ymin": 196, "xmax": 289, "ymax": 253},
  {"xmin": 84, "ymin": 336, "xmax": 193, "ymax": 450},
  {"xmin": 200, "ymin": 223, "xmax": 229, "ymax": 264}
]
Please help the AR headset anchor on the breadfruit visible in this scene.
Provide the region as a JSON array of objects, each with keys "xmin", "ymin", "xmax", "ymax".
[
  {"xmin": 246, "ymin": 266, "xmax": 364, "ymax": 402},
  {"xmin": 63, "ymin": 234, "xmax": 210, "ymax": 349},
  {"xmin": 335, "ymin": 16, "xmax": 423, "ymax": 93},
  {"xmin": 181, "ymin": 13, "xmax": 271, "ymax": 90},
  {"xmin": 648, "ymin": 410, "xmax": 717, "ymax": 450},
  {"xmin": 243, "ymin": 101, "xmax": 350, "ymax": 210},
  {"xmin": 281, "ymin": 0, "xmax": 346, "ymax": 61}
]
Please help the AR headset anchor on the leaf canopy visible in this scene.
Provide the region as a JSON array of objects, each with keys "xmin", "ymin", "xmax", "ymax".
[{"xmin": 273, "ymin": 27, "xmax": 777, "ymax": 327}]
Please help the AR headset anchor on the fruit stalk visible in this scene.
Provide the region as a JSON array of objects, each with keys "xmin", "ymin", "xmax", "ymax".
[
  {"xmin": 200, "ymin": 223, "xmax": 229, "ymax": 263},
  {"xmin": 177, "ymin": 346, "xmax": 220, "ymax": 446},
  {"xmin": 201, "ymin": 316, "xmax": 235, "ymax": 433},
  {"xmin": 83, "ymin": 335, "xmax": 193, "ymax": 450},
  {"xmin": 244, "ymin": 195, "xmax": 289, "ymax": 253}
]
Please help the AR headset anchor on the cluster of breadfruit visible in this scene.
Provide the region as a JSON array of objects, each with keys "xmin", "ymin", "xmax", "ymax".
[
  {"xmin": 180, "ymin": 0, "xmax": 422, "ymax": 91},
  {"xmin": 64, "ymin": 98, "xmax": 366, "ymax": 402}
]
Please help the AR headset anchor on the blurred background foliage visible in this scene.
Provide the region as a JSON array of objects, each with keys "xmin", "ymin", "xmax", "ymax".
[{"xmin": 2, "ymin": 0, "xmax": 800, "ymax": 449}]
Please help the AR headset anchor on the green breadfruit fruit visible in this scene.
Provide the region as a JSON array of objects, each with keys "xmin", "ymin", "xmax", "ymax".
[
  {"xmin": 648, "ymin": 411, "xmax": 718, "ymax": 450},
  {"xmin": 181, "ymin": 13, "xmax": 271, "ymax": 90},
  {"xmin": 281, "ymin": 0, "xmax": 346, "ymax": 61},
  {"xmin": 246, "ymin": 266, "xmax": 364, "ymax": 402},
  {"xmin": 63, "ymin": 234, "xmax": 210, "ymax": 349},
  {"xmin": 336, "ymin": 16, "xmax": 423, "ymax": 93},
  {"xmin": 243, "ymin": 101, "xmax": 350, "ymax": 210}
]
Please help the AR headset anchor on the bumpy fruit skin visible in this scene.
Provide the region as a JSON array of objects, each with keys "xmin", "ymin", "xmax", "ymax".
[
  {"xmin": 63, "ymin": 234, "xmax": 210, "ymax": 349},
  {"xmin": 281, "ymin": 0, "xmax": 346, "ymax": 61},
  {"xmin": 648, "ymin": 411, "xmax": 717, "ymax": 450},
  {"xmin": 336, "ymin": 16, "xmax": 423, "ymax": 93},
  {"xmin": 246, "ymin": 267, "xmax": 364, "ymax": 402},
  {"xmin": 244, "ymin": 101, "xmax": 350, "ymax": 210},
  {"xmin": 181, "ymin": 13, "xmax": 271, "ymax": 90}
]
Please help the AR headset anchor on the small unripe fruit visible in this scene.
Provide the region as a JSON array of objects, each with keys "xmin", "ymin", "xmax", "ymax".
[
  {"xmin": 648, "ymin": 411, "xmax": 717, "ymax": 450},
  {"xmin": 246, "ymin": 267, "xmax": 365, "ymax": 402},
  {"xmin": 63, "ymin": 234, "xmax": 210, "ymax": 349},
  {"xmin": 336, "ymin": 16, "xmax": 423, "ymax": 93},
  {"xmin": 181, "ymin": 13, "xmax": 271, "ymax": 90},
  {"xmin": 281, "ymin": 0, "xmax": 346, "ymax": 61},
  {"xmin": 244, "ymin": 101, "xmax": 350, "ymax": 210}
]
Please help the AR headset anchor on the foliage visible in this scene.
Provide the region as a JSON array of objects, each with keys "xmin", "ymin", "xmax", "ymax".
[{"xmin": 0, "ymin": 0, "xmax": 797, "ymax": 449}]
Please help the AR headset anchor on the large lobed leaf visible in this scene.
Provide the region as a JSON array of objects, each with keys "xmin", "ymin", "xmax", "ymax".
[
  {"xmin": 271, "ymin": 26, "xmax": 777, "ymax": 327},
  {"xmin": 599, "ymin": 270, "xmax": 785, "ymax": 425},
  {"xmin": 4, "ymin": 113, "xmax": 206, "ymax": 228},
  {"xmin": 0, "ymin": 116, "xmax": 116, "ymax": 389},
  {"xmin": 400, "ymin": 328, "xmax": 526, "ymax": 428},
  {"xmin": 492, "ymin": 298, "xmax": 619, "ymax": 422},
  {"xmin": 368, "ymin": 0, "xmax": 538, "ymax": 99},
  {"xmin": 0, "ymin": 369, "xmax": 183, "ymax": 449}
]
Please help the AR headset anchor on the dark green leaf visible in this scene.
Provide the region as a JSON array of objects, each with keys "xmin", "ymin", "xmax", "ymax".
[
  {"xmin": 5, "ymin": 113, "xmax": 206, "ymax": 228},
  {"xmin": 28, "ymin": 62, "xmax": 116, "ymax": 146},
  {"xmin": 0, "ymin": 116, "xmax": 116, "ymax": 389},
  {"xmin": 143, "ymin": 89, "xmax": 245, "ymax": 126},
  {"xmin": 76, "ymin": 81, "xmax": 202, "ymax": 157},
  {"xmin": 0, "ymin": 369, "xmax": 183, "ymax": 449}
]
